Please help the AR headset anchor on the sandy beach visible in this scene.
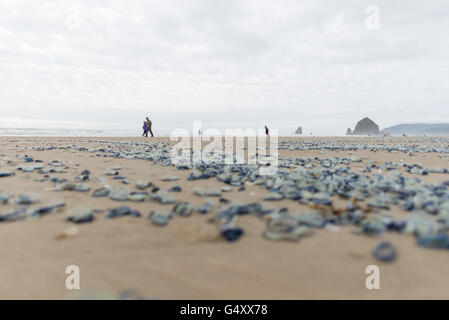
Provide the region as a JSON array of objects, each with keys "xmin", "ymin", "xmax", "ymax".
[{"xmin": 1, "ymin": 136, "xmax": 449, "ymax": 300}]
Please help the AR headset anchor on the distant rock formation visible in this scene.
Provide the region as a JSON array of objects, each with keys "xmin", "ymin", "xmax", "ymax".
[
  {"xmin": 295, "ymin": 127, "xmax": 302, "ymax": 135},
  {"xmin": 348, "ymin": 117, "xmax": 380, "ymax": 136},
  {"xmin": 346, "ymin": 128, "xmax": 352, "ymax": 135},
  {"xmin": 382, "ymin": 123, "xmax": 449, "ymax": 136}
]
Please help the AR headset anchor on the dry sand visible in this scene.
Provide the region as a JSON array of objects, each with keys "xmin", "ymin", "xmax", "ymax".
[{"xmin": 0, "ymin": 136, "xmax": 448, "ymax": 299}]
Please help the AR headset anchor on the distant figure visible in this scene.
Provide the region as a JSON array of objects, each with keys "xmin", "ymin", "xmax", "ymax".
[
  {"xmin": 146, "ymin": 117, "xmax": 154, "ymax": 137},
  {"xmin": 142, "ymin": 121, "xmax": 147, "ymax": 137},
  {"xmin": 198, "ymin": 129, "xmax": 202, "ymax": 137},
  {"xmin": 264, "ymin": 125, "xmax": 269, "ymax": 136}
]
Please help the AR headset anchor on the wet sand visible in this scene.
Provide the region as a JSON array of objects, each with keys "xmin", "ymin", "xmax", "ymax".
[{"xmin": 0, "ymin": 136, "xmax": 449, "ymax": 299}]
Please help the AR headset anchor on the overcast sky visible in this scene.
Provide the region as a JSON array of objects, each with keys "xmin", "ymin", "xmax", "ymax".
[{"xmin": 1, "ymin": 0, "xmax": 448, "ymax": 135}]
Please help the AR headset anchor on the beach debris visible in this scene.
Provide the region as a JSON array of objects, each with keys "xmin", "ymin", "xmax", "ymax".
[
  {"xmin": 128, "ymin": 192, "xmax": 148, "ymax": 202},
  {"xmin": 49, "ymin": 175, "xmax": 66, "ymax": 183},
  {"xmin": 168, "ymin": 186, "xmax": 182, "ymax": 192},
  {"xmin": 216, "ymin": 202, "xmax": 264, "ymax": 218},
  {"xmin": 0, "ymin": 208, "xmax": 27, "ymax": 222},
  {"xmin": 15, "ymin": 194, "xmax": 39, "ymax": 205},
  {"xmin": 93, "ymin": 187, "xmax": 111, "ymax": 198},
  {"xmin": 409, "ymin": 167, "xmax": 427, "ymax": 175},
  {"xmin": 195, "ymin": 200, "xmax": 216, "ymax": 214},
  {"xmin": 194, "ymin": 187, "xmax": 221, "ymax": 197},
  {"xmin": 427, "ymin": 167, "xmax": 447, "ymax": 174},
  {"xmin": 417, "ymin": 233, "xmax": 449, "ymax": 250},
  {"xmin": 5, "ymin": 136, "xmax": 449, "ymax": 254},
  {"xmin": 148, "ymin": 211, "xmax": 172, "ymax": 227},
  {"xmin": 109, "ymin": 187, "xmax": 131, "ymax": 201},
  {"xmin": 353, "ymin": 215, "xmax": 387, "ymax": 236},
  {"xmin": 150, "ymin": 190, "xmax": 175, "ymax": 204},
  {"xmin": 0, "ymin": 171, "xmax": 15, "ymax": 178},
  {"xmin": 263, "ymin": 216, "xmax": 313, "ymax": 242},
  {"xmin": 75, "ymin": 183, "xmax": 90, "ymax": 192},
  {"xmin": 0, "ymin": 192, "xmax": 9, "ymax": 204},
  {"xmin": 28, "ymin": 202, "xmax": 66, "ymax": 218},
  {"xmin": 103, "ymin": 169, "xmax": 119, "ymax": 176},
  {"xmin": 215, "ymin": 215, "xmax": 244, "ymax": 242},
  {"xmin": 136, "ymin": 180, "xmax": 152, "ymax": 190},
  {"xmin": 221, "ymin": 226, "xmax": 244, "ymax": 242},
  {"xmin": 107, "ymin": 206, "xmax": 141, "ymax": 218},
  {"xmin": 404, "ymin": 213, "xmax": 440, "ymax": 237},
  {"xmin": 162, "ymin": 175, "xmax": 179, "ymax": 182},
  {"xmin": 67, "ymin": 206, "xmax": 94, "ymax": 223},
  {"xmin": 221, "ymin": 186, "xmax": 232, "ymax": 192},
  {"xmin": 187, "ymin": 168, "xmax": 212, "ymax": 181},
  {"xmin": 75, "ymin": 170, "xmax": 90, "ymax": 182},
  {"xmin": 264, "ymin": 192, "xmax": 284, "ymax": 201},
  {"xmin": 293, "ymin": 210, "xmax": 326, "ymax": 228},
  {"xmin": 173, "ymin": 202, "xmax": 193, "ymax": 217},
  {"xmin": 373, "ymin": 242, "xmax": 397, "ymax": 262},
  {"xmin": 54, "ymin": 182, "xmax": 77, "ymax": 191}
]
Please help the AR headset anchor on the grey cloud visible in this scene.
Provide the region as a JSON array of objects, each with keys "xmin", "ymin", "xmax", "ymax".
[{"xmin": 0, "ymin": 0, "xmax": 448, "ymax": 135}]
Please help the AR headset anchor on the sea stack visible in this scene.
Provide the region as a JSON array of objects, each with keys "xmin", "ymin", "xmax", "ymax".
[
  {"xmin": 346, "ymin": 128, "xmax": 352, "ymax": 135},
  {"xmin": 350, "ymin": 117, "xmax": 380, "ymax": 136},
  {"xmin": 295, "ymin": 127, "xmax": 303, "ymax": 135}
]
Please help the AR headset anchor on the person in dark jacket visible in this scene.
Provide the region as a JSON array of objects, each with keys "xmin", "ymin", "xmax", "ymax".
[{"xmin": 146, "ymin": 117, "xmax": 154, "ymax": 137}]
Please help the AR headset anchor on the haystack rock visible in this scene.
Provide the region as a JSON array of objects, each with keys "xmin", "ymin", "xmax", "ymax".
[
  {"xmin": 351, "ymin": 117, "xmax": 380, "ymax": 136},
  {"xmin": 346, "ymin": 128, "xmax": 352, "ymax": 135},
  {"xmin": 295, "ymin": 127, "xmax": 303, "ymax": 135}
]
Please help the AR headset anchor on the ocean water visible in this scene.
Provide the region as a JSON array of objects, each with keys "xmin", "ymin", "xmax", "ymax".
[
  {"xmin": 0, "ymin": 128, "xmax": 174, "ymax": 137},
  {"xmin": 0, "ymin": 128, "xmax": 346, "ymax": 137}
]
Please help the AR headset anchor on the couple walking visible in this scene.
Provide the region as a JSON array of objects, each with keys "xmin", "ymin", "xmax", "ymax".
[{"xmin": 142, "ymin": 117, "xmax": 154, "ymax": 137}]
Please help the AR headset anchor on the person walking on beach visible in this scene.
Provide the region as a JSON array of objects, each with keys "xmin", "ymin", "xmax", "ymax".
[
  {"xmin": 264, "ymin": 125, "xmax": 269, "ymax": 136},
  {"xmin": 146, "ymin": 117, "xmax": 154, "ymax": 137},
  {"xmin": 142, "ymin": 120, "xmax": 148, "ymax": 137}
]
